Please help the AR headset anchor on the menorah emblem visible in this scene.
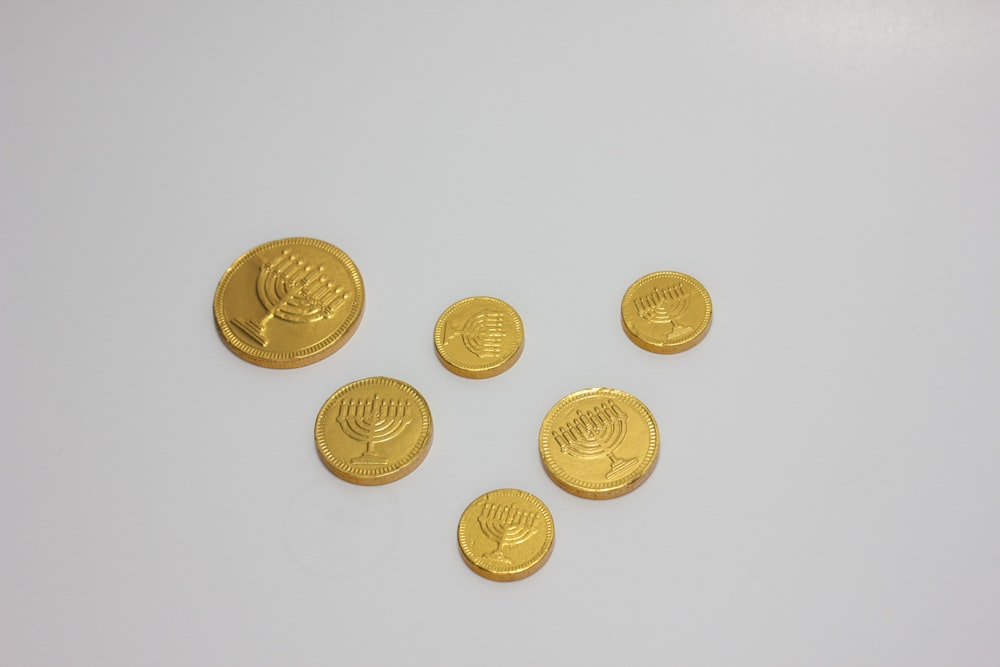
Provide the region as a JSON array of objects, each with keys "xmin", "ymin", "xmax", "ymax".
[
  {"xmin": 337, "ymin": 393, "xmax": 413, "ymax": 465},
  {"xmin": 634, "ymin": 283, "xmax": 694, "ymax": 341},
  {"xmin": 444, "ymin": 310, "xmax": 504, "ymax": 358},
  {"xmin": 478, "ymin": 501, "xmax": 538, "ymax": 564},
  {"xmin": 232, "ymin": 249, "xmax": 350, "ymax": 347},
  {"xmin": 551, "ymin": 400, "xmax": 636, "ymax": 478}
]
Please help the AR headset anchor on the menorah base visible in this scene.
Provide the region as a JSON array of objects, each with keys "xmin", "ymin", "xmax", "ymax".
[
  {"xmin": 351, "ymin": 452, "xmax": 388, "ymax": 466},
  {"xmin": 232, "ymin": 319, "xmax": 269, "ymax": 347},
  {"xmin": 482, "ymin": 549, "xmax": 513, "ymax": 565},
  {"xmin": 606, "ymin": 456, "xmax": 638, "ymax": 479},
  {"xmin": 666, "ymin": 324, "xmax": 694, "ymax": 342}
]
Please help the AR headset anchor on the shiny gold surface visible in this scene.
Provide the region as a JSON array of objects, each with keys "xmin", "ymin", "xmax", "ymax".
[
  {"xmin": 433, "ymin": 296, "xmax": 524, "ymax": 379},
  {"xmin": 214, "ymin": 237, "xmax": 365, "ymax": 368},
  {"xmin": 539, "ymin": 388, "xmax": 659, "ymax": 500},
  {"xmin": 621, "ymin": 271, "xmax": 712, "ymax": 354},
  {"xmin": 315, "ymin": 377, "xmax": 433, "ymax": 485},
  {"xmin": 457, "ymin": 488, "xmax": 555, "ymax": 582}
]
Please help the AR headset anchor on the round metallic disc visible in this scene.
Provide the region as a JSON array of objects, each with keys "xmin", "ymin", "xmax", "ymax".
[
  {"xmin": 457, "ymin": 488, "xmax": 555, "ymax": 582},
  {"xmin": 315, "ymin": 377, "xmax": 433, "ymax": 485},
  {"xmin": 433, "ymin": 296, "xmax": 524, "ymax": 379},
  {"xmin": 621, "ymin": 271, "xmax": 712, "ymax": 354},
  {"xmin": 539, "ymin": 388, "xmax": 659, "ymax": 500},
  {"xmin": 214, "ymin": 237, "xmax": 365, "ymax": 368}
]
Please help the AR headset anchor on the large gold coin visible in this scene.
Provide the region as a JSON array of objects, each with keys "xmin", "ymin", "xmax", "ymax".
[
  {"xmin": 214, "ymin": 237, "xmax": 364, "ymax": 368},
  {"xmin": 433, "ymin": 296, "xmax": 524, "ymax": 378},
  {"xmin": 315, "ymin": 377, "xmax": 432, "ymax": 485},
  {"xmin": 457, "ymin": 488, "xmax": 555, "ymax": 582},
  {"xmin": 621, "ymin": 271, "xmax": 712, "ymax": 354},
  {"xmin": 539, "ymin": 388, "xmax": 659, "ymax": 499}
]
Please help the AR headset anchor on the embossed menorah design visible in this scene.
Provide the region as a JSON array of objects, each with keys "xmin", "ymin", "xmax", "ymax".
[
  {"xmin": 634, "ymin": 283, "xmax": 694, "ymax": 340},
  {"xmin": 552, "ymin": 400, "xmax": 636, "ymax": 479},
  {"xmin": 233, "ymin": 249, "xmax": 349, "ymax": 347},
  {"xmin": 337, "ymin": 394, "xmax": 412, "ymax": 465},
  {"xmin": 478, "ymin": 501, "xmax": 538, "ymax": 564},
  {"xmin": 445, "ymin": 310, "xmax": 504, "ymax": 358}
]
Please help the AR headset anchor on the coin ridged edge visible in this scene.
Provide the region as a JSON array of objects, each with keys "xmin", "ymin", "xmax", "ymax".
[
  {"xmin": 213, "ymin": 237, "xmax": 365, "ymax": 368},
  {"xmin": 314, "ymin": 377, "xmax": 433, "ymax": 485},
  {"xmin": 539, "ymin": 388, "xmax": 660, "ymax": 500},
  {"xmin": 433, "ymin": 296, "xmax": 524, "ymax": 379},
  {"xmin": 620, "ymin": 271, "xmax": 712, "ymax": 355},
  {"xmin": 457, "ymin": 489, "xmax": 555, "ymax": 582}
]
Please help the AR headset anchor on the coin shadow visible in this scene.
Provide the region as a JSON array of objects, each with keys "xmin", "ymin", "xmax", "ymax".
[{"xmin": 282, "ymin": 481, "xmax": 403, "ymax": 580}]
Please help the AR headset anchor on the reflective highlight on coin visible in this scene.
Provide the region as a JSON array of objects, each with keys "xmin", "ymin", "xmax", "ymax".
[
  {"xmin": 621, "ymin": 271, "xmax": 712, "ymax": 354},
  {"xmin": 214, "ymin": 237, "xmax": 365, "ymax": 368},
  {"xmin": 434, "ymin": 296, "xmax": 524, "ymax": 379},
  {"xmin": 539, "ymin": 388, "xmax": 659, "ymax": 500},
  {"xmin": 457, "ymin": 489, "xmax": 555, "ymax": 582},
  {"xmin": 315, "ymin": 377, "xmax": 432, "ymax": 485}
]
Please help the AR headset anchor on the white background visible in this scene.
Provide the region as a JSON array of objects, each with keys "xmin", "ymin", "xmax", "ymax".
[{"xmin": 2, "ymin": 1, "xmax": 999, "ymax": 665}]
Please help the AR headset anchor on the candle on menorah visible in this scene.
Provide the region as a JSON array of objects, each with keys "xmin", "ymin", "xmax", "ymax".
[
  {"xmin": 233, "ymin": 249, "xmax": 349, "ymax": 347},
  {"xmin": 337, "ymin": 393, "xmax": 413, "ymax": 465},
  {"xmin": 477, "ymin": 501, "xmax": 538, "ymax": 564},
  {"xmin": 551, "ymin": 399, "xmax": 637, "ymax": 479},
  {"xmin": 633, "ymin": 282, "xmax": 695, "ymax": 341}
]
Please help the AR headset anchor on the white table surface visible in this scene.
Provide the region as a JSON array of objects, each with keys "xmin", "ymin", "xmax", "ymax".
[{"xmin": 3, "ymin": 2, "xmax": 998, "ymax": 665}]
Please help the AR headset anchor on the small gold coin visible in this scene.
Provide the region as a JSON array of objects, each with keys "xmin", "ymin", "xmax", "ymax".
[
  {"xmin": 433, "ymin": 296, "xmax": 524, "ymax": 379},
  {"xmin": 539, "ymin": 388, "xmax": 659, "ymax": 500},
  {"xmin": 621, "ymin": 271, "xmax": 712, "ymax": 354},
  {"xmin": 214, "ymin": 237, "xmax": 365, "ymax": 368},
  {"xmin": 315, "ymin": 377, "xmax": 432, "ymax": 485},
  {"xmin": 457, "ymin": 488, "xmax": 555, "ymax": 582}
]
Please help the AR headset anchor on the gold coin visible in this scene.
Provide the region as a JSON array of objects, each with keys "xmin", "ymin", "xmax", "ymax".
[
  {"xmin": 539, "ymin": 388, "xmax": 659, "ymax": 500},
  {"xmin": 457, "ymin": 488, "xmax": 555, "ymax": 582},
  {"xmin": 214, "ymin": 237, "xmax": 364, "ymax": 368},
  {"xmin": 621, "ymin": 271, "xmax": 712, "ymax": 354},
  {"xmin": 433, "ymin": 296, "xmax": 524, "ymax": 379},
  {"xmin": 315, "ymin": 377, "xmax": 432, "ymax": 485}
]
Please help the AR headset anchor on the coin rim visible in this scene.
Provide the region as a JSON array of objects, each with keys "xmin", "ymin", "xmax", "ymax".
[
  {"xmin": 620, "ymin": 271, "xmax": 712, "ymax": 354},
  {"xmin": 314, "ymin": 376, "xmax": 433, "ymax": 486},
  {"xmin": 538, "ymin": 387, "xmax": 660, "ymax": 500},
  {"xmin": 457, "ymin": 488, "xmax": 555, "ymax": 582},
  {"xmin": 433, "ymin": 296, "xmax": 525, "ymax": 379},
  {"xmin": 213, "ymin": 237, "xmax": 366, "ymax": 369}
]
